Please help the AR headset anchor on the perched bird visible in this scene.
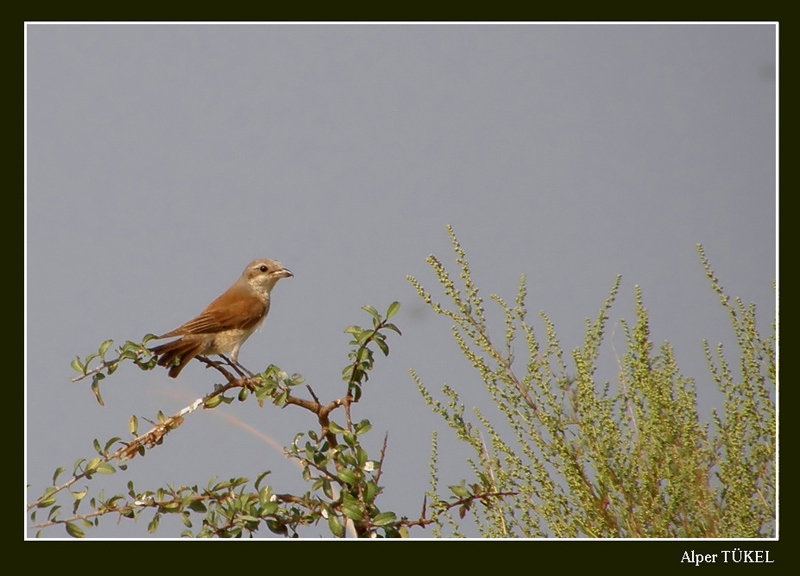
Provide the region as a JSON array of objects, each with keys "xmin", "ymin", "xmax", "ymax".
[{"xmin": 150, "ymin": 258, "xmax": 292, "ymax": 378}]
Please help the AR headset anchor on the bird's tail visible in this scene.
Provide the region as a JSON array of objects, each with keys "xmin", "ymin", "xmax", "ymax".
[{"xmin": 150, "ymin": 338, "xmax": 206, "ymax": 378}]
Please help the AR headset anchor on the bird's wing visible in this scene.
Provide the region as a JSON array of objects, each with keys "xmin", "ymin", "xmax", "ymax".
[{"xmin": 161, "ymin": 297, "xmax": 268, "ymax": 336}]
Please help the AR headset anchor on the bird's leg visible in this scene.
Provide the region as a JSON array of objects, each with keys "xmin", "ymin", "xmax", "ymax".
[
  {"xmin": 196, "ymin": 355, "xmax": 239, "ymax": 384},
  {"xmin": 197, "ymin": 355, "xmax": 228, "ymax": 370},
  {"xmin": 219, "ymin": 354, "xmax": 254, "ymax": 379}
]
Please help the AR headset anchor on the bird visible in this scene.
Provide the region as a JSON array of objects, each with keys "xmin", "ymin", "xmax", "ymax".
[{"xmin": 149, "ymin": 258, "xmax": 293, "ymax": 378}]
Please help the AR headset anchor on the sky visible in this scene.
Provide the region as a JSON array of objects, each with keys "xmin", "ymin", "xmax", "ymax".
[{"xmin": 25, "ymin": 23, "xmax": 776, "ymax": 539}]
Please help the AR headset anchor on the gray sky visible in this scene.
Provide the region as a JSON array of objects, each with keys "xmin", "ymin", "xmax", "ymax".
[{"xmin": 26, "ymin": 23, "xmax": 776, "ymax": 538}]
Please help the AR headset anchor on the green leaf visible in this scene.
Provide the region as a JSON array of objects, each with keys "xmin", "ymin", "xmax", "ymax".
[
  {"xmin": 129, "ymin": 415, "xmax": 138, "ymax": 436},
  {"xmin": 449, "ymin": 483, "xmax": 470, "ymax": 499},
  {"xmin": 372, "ymin": 511, "xmax": 397, "ymax": 527},
  {"xmin": 204, "ymin": 395, "xmax": 222, "ymax": 409},
  {"xmin": 160, "ymin": 501, "xmax": 182, "ymax": 513},
  {"xmin": 336, "ymin": 450, "xmax": 356, "ymax": 468},
  {"xmin": 355, "ymin": 446, "xmax": 368, "ymax": 467},
  {"xmin": 119, "ymin": 349, "xmax": 136, "ymax": 360},
  {"xmin": 95, "ymin": 463, "xmax": 116, "ymax": 475},
  {"xmin": 274, "ymin": 389, "xmax": 289, "ymax": 407},
  {"xmin": 357, "ymin": 329, "xmax": 376, "ymax": 344},
  {"xmin": 85, "ymin": 458, "xmax": 102, "ymax": 474},
  {"xmin": 364, "ymin": 481, "xmax": 378, "ymax": 502},
  {"xmin": 122, "ymin": 341, "xmax": 140, "ymax": 353},
  {"xmin": 260, "ymin": 502, "xmax": 279, "ymax": 516},
  {"xmin": 383, "ymin": 323, "xmax": 402, "ymax": 335},
  {"xmin": 362, "ymin": 305, "xmax": 380, "ymax": 320},
  {"xmin": 327, "ymin": 512, "xmax": 345, "ymax": 537},
  {"xmin": 343, "ymin": 431, "xmax": 357, "ymax": 446},
  {"xmin": 341, "ymin": 501, "xmax": 365, "ymax": 522},
  {"xmin": 70, "ymin": 488, "xmax": 88, "ymax": 501},
  {"xmin": 38, "ymin": 487, "xmax": 58, "ymax": 508},
  {"xmin": 386, "ymin": 301, "xmax": 400, "ymax": 320},
  {"xmin": 70, "ymin": 357, "xmax": 84, "ymax": 374},
  {"xmin": 65, "ymin": 522, "xmax": 85, "ymax": 538},
  {"xmin": 344, "ymin": 325, "xmax": 362, "ymax": 336},
  {"xmin": 255, "ymin": 470, "xmax": 271, "ymax": 491},
  {"xmin": 337, "ymin": 468, "xmax": 358, "ymax": 485},
  {"xmin": 52, "ymin": 467, "xmax": 65, "ymax": 485},
  {"xmin": 329, "ymin": 421, "xmax": 346, "ymax": 434},
  {"xmin": 376, "ymin": 338, "xmax": 389, "ymax": 356},
  {"xmin": 355, "ymin": 420, "xmax": 372, "ymax": 436},
  {"xmin": 91, "ymin": 377, "xmax": 105, "ymax": 407},
  {"xmin": 99, "ymin": 339, "xmax": 114, "ymax": 358},
  {"xmin": 104, "ymin": 437, "xmax": 121, "ymax": 454}
]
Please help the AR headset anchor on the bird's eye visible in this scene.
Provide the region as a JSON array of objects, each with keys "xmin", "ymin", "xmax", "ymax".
[{"xmin": 260, "ymin": 265, "xmax": 268, "ymax": 272}]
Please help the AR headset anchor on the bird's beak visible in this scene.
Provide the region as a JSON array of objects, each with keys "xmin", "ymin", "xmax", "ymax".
[{"xmin": 278, "ymin": 268, "xmax": 293, "ymax": 279}]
